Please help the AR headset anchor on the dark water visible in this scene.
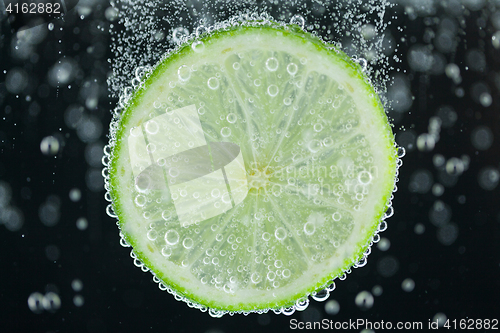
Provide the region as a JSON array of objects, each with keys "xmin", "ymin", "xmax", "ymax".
[{"xmin": 1, "ymin": 1, "xmax": 499, "ymax": 332}]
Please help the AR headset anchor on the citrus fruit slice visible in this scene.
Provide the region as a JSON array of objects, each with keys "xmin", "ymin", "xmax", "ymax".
[{"xmin": 105, "ymin": 23, "xmax": 398, "ymax": 315}]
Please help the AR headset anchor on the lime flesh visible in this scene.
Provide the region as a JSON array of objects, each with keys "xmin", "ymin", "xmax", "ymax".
[{"xmin": 107, "ymin": 24, "xmax": 397, "ymax": 313}]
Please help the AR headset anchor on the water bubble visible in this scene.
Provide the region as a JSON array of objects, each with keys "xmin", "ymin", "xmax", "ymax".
[
  {"xmin": 372, "ymin": 285, "xmax": 383, "ymax": 296},
  {"xmin": 313, "ymin": 123, "xmax": 323, "ymax": 132},
  {"xmin": 445, "ymin": 157, "xmax": 465, "ymax": 176},
  {"xmin": 307, "ymin": 140, "xmax": 321, "ymax": 153},
  {"xmin": 1, "ymin": 206, "xmax": 24, "ymax": 231},
  {"xmin": 195, "ymin": 25, "xmax": 207, "ymax": 37},
  {"xmin": 267, "ymin": 84, "xmax": 279, "ymax": 97},
  {"xmin": 161, "ymin": 247, "xmax": 172, "ymax": 257},
  {"xmin": 165, "ymin": 230, "xmax": 180, "ymax": 245},
  {"xmin": 177, "ymin": 65, "xmax": 191, "ymax": 81},
  {"xmin": 226, "ymin": 113, "xmax": 237, "ymax": 123},
  {"xmin": 254, "ymin": 79, "xmax": 261, "ymax": 86},
  {"xmin": 211, "ymin": 188, "xmax": 220, "ymax": 198},
  {"xmin": 414, "ymin": 223, "xmax": 425, "ymax": 235},
  {"xmin": 478, "ymin": 167, "xmax": 500, "ymax": 191},
  {"xmin": 232, "ymin": 62, "xmax": 241, "ymax": 70},
  {"xmin": 377, "ymin": 237, "xmax": 390, "ymax": 251},
  {"xmin": 358, "ymin": 171, "xmax": 372, "ymax": 185},
  {"xmin": 377, "ymin": 256, "xmax": 399, "ymax": 277},
  {"xmin": 172, "ymin": 27, "xmax": 189, "ymax": 44},
  {"xmin": 290, "ymin": 14, "xmax": 305, "ymax": 29},
  {"xmin": 332, "ymin": 212, "xmax": 341, "ymax": 221},
  {"xmin": 67, "ymin": 188, "xmax": 81, "ymax": 202},
  {"xmin": 221, "ymin": 127, "xmax": 231, "ymax": 137},
  {"xmin": 183, "ymin": 237, "xmax": 194, "ymax": 249},
  {"xmin": 493, "ymin": 31, "xmax": 500, "ymax": 49},
  {"xmin": 429, "ymin": 201, "xmax": 451, "ymax": 227},
  {"xmin": 73, "ymin": 295, "xmax": 85, "ymax": 307},
  {"xmin": 437, "ymin": 223, "xmax": 459, "ymax": 246},
  {"xmin": 355, "ymin": 291, "xmax": 374, "ymax": 310},
  {"xmin": 265, "ymin": 57, "xmax": 279, "ymax": 71},
  {"xmin": 286, "ymin": 63, "xmax": 298, "ymax": 75},
  {"xmin": 42, "ymin": 292, "xmax": 61, "ymax": 312},
  {"xmin": 401, "ymin": 278, "xmax": 415, "ymax": 292},
  {"xmin": 192, "ymin": 41, "xmax": 205, "ymax": 52},
  {"xmin": 433, "ymin": 313, "xmax": 447, "ymax": 328},
  {"xmin": 76, "ymin": 217, "xmax": 88, "ymax": 230},
  {"xmin": 409, "ymin": 170, "xmax": 433, "ymax": 194},
  {"xmin": 274, "ymin": 227, "xmax": 287, "ymax": 241},
  {"xmin": 169, "ymin": 167, "xmax": 180, "ymax": 178},
  {"xmin": 207, "ymin": 77, "xmax": 219, "ymax": 89},
  {"xmin": 471, "ymin": 126, "xmax": 493, "ymax": 151},
  {"xmin": 39, "ymin": 199, "xmax": 61, "ymax": 227},
  {"xmin": 71, "ymin": 279, "xmax": 83, "ymax": 292},
  {"xmin": 303, "ymin": 222, "xmax": 315, "ymax": 235},
  {"xmin": 432, "ymin": 184, "xmax": 444, "ymax": 196},
  {"xmin": 40, "ymin": 136, "xmax": 60, "ymax": 155},
  {"xmin": 28, "ymin": 292, "xmax": 45, "ymax": 314},
  {"xmin": 324, "ymin": 300, "xmax": 340, "ymax": 315},
  {"xmin": 479, "ymin": 92, "xmax": 492, "ymax": 107},
  {"xmin": 251, "ymin": 272, "xmax": 261, "ymax": 283},
  {"xmin": 416, "ymin": 133, "xmax": 435, "ymax": 151}
]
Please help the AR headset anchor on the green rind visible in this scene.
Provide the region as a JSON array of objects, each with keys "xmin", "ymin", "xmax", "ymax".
[{"xmin": 108, "ymin": 23, "xmax": 397, "ymax": 312}]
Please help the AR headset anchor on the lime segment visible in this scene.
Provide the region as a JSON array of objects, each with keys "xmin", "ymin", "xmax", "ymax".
[{"xmin": 107, "ymin": 24, "xmax": 397, "ymax": 313}]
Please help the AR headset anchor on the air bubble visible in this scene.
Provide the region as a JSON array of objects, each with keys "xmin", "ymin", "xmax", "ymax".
[
  {"xmin": 332, "ymin": 212, "xmax": 341, "ymax": 221},
  {"xmin": 40, "ymin": 136, "xmax": 60, "ymax": 155},
  {"xmin": 169, "ymin": 167, "xmax": 180, "ymax": 178},
  {"xmin": 478, "ymin": 167, "xmax": 499, "ymax": 190},
  {"xmin": 287, "ymin": 63, "xmax": 298, "ymax": 75},
  {"xmin": 313, "ymin": 123, "xmax": 323, "ymax": 132},
  {"xmin": 207, "ymin": 77, "xmax": 219, "ymax": 89},
  {"xmin": 177, "ymin": 65, "xmax": 191, "ymax": 81},
  {"xmin": 226, "ymin": 113, "xmax": 237, "ymax": 123},
  {"xmin": 355, "ymin": 291, "xmax": 374, "ymax": 310},
  {"xmin": 182, "ymin": 238, "xmax": 193, "ymax": 249},
  {"xmin": 401, "ymin": 278, "xmax": 415, "ymax": 292},
  {"xmin": 307, "ymin": 140, "xmax": 321, "ymax": 153},
  {"xmin": 265, "ymin": 57, "xmax": 279, "ymax": 71},
  {"xmin": 232, "ymin": 62, "xmax": 241, "ymax": 70},
  {"xmin": 416, "ymin": 133, "xmax": 435, "ymax": 151},
  {"xmin": 303, "ymin": 222, "xmax": 315, "ymax": 235},
  {"xmin": 172, "ymin": 27, "xmax": 189, "ymax": 44},
  {"xmin": 471, "ymin": 126, "xmax": 493, "ymax": 151},
  {"xmin": 165, "ymin": 230, "xmax": 180, "ymax": 245},
  {"xmin": 267, "ymin": 84, "xmax": 279, "ymax": 97},
  {"xmin": 445, "ymin": 158, "xmax": 464, "ymax": 176},
  {"xmin": 221, "ymin": 127, "xmax": 231, "ymax": 137},
  {"xmin": 274, "ymin": 227, "xmax": 286, "ymax": 241},
  {"xmin": 290, "ymin": 14, "xmax": 305, "ymax": 29},
  {"xmin": 192, "ymin": 41, "xmax": 205, "ymax": 52},
  {"xmin": 324, "ymin": 300, "xmax": 340, "ymax": 315}
]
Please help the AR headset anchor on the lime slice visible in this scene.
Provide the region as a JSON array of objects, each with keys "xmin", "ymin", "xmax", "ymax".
[{"xmin": 105, "ymin": 23, "xmax": 398, "ymax": 315}]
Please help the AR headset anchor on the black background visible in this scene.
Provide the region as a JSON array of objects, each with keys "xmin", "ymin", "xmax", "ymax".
[{"xmin": 1, "ymin": 1, "xmax": 499, "ymax": 332}]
